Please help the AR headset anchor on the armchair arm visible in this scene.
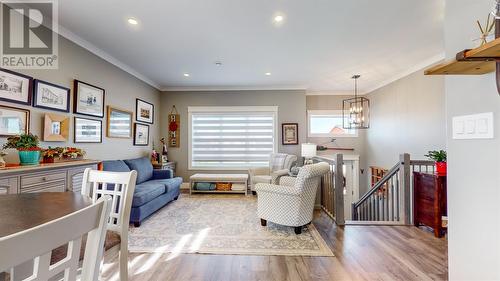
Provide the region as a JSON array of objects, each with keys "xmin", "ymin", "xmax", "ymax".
[
  {"xmin": 279, "ymin": 176, "xmax": 296, "ymax": 187},
  {"xmin": 255, "ymin": 183, "xmax": 301, "ymax": 196},
  {"xmin": 248, "ymin": 166, "xmax": 270, "ymax": 178},
  {"xmin": 152, "ymin": 169, "xmax": 173, "ymax": 179},
  {"xmin": 271, "ymin": 169, "xmax": 290, "ymax": 185}
]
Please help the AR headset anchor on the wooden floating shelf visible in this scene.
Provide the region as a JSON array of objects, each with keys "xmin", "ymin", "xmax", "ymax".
[{"xmin": 425, "ymin": 37, "xmax": 500, "ymax": 75}]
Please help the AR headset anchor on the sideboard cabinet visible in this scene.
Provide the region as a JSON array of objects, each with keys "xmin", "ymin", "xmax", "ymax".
[
  {"xmin": 413, "ymin": 172, "xmax": 447, "ymax": 237},
  {"xmin": 0, "ymin": 160, "xmax": 100, "ymax": 195}
]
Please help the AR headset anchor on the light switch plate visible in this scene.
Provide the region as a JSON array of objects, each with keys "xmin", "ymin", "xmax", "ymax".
[{"xmin": 452, "ymin": 112, "xmax": 494, "ymax": 139}]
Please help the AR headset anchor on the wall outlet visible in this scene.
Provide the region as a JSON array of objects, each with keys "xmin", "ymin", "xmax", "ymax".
[{"xmin": 452, "ymin": 112, "xmax": 494, "ymax": 139}]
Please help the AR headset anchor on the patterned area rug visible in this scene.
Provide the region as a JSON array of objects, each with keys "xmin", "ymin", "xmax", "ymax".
[{"xmin": 128, "ymin": 194, "xmax": 334, "ymax": 256}]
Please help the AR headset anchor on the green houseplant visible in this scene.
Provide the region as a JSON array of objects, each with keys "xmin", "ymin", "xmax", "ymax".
[
  {"xmin": 425, "ymin": 150, "xmax": 447, "ymax": 174},
  {"xmin": 3, "ymin": 133, "xmax": 42, "ymax": 166}
]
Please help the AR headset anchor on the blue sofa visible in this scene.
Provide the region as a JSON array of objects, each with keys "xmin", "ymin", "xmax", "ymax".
[{"xmin": 102, "ymin": 157, "xmax": 182, "ymax": 227}]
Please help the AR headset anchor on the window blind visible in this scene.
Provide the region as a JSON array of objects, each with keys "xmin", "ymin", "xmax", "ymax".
[{"xmin": 189, "ymin": 107, "xmax": 277, "ymax": 169}]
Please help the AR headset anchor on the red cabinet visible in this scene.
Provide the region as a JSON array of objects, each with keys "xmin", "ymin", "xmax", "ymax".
[{"xmin": 413, "ymin": 172, "xmax": 447, "ymax": 238}]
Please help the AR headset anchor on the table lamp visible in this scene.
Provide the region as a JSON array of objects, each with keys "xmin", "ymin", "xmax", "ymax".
[{"xmin": 301, "ymin": 143, "xmax": 317, "ymax": 165}]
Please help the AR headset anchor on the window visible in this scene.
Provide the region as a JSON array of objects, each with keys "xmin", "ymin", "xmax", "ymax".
[
  {"xmin": 307, "ymin": 110, "xmax": 357, "ymax": 138},
  {"xmin": 189, "ymin": 106, "xmax": 278, "ymax": 170}
]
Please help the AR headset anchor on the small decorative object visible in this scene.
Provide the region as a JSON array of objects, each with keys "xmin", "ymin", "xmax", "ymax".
[
  {"xmin": 74, "ymin": 117, "xmax": 102, "ymax": 143},
  {"xmin": 42, "ymin": 147, "xmax": 63, "ymax": 163},
  {"xmin": 33, "ymin": 79, "xmax": 70, "ymax": 112},
  {"xmin": 301, "ymin": 143, "xmax": 317, "ymax": 165},
  {"xmin": 43, "ymin": 113, "xmax": 69, "ymax": 142},
  {"xmin": 151, "ymin": 150, "xmax": 159, "ymax": 164},
  {"xmin": 2, "ymin": 133, "xmax": 42, "ymax": 166},
  {"xmin": 160, "ymin": 137, "xmax": 168, "ymax": 163},
  {"xmin": 0, "ymin": 105, "xmax": 30, "ymax": 136},
  {"xmin": 62, "ymin": 147, "xmax": 85, "ymax": 160},
  {"xmin": 343, "ymin": 75, "xmax": 370, "ymax": 129},
  {"xmin": 107, "ymin": 106, "xmax": 132, "ymax": 138},
  {"xmin": 475, "ymin": 14, "xmax": 495, "ymax": 46},
  {"xmin": 0, "ymin": 151, "xmax": 7, "ymax": 168},
  {"xmin": 134, "ymin": 123, "xmax": 149, "ymax": 146},
  {"xmin": 425, "ymin": 150, "xmax": 447, "ymax": 175},
  {"xmin": 168, "ymin": 106, "xmax": 180, "ymax": 147},
  {"xmin": 74, "ymin": 80, "xmax": 105, "ymax": 118},
  {"xmin": 43, "ymin": 146, "xmax": 85, "ymax": 163},
  {"xmin": 136, "ymin": 99, "xmax": 154, "ymax": 124},
  {"xmin": 0, "ymin": 68, "xmax": 33, "ymax": 105},
  {"xmin": 282, "ymin": 123, "xmax": 299, "ymax": 145}
]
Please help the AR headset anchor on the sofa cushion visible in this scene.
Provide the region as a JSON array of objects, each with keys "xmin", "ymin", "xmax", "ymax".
[
  {"xmin": 124, "ymin": 157, "xmax": 153, "ymax": 184},
  {"xmin": 102, "ymin": 160, "xmax": 131, "ymax": 172},
  {"xmin": 132, "ymin": 182, "xmax": 166, "ymax": 207},
  {"xmin": 147, "ymin": 177, "xmax": 183, "ymax": 193}
]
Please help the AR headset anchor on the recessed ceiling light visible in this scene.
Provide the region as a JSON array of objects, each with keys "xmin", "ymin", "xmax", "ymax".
[
  {"xmin": 183, "ymin": 73, "xmax": 190, "ymax": 77},
  {"xmin": 274, "ymin": 15, "xmax": 284, "ymax": 23},
  {"xmin": 265, "ymin": 72, "xmax": 272, "ymax": 76},
  {"xmin": 127, "ymin": 18, "xmax": 139, "ymax": 25},
  {"xmin": 215, "ymin": 61, "xmax": 222, "ymax": 66}
]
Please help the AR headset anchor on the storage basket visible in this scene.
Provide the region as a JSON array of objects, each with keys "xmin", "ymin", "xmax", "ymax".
[{"xmin": 216, "ymin": 182, "xmax": 232, "ymax": 191}]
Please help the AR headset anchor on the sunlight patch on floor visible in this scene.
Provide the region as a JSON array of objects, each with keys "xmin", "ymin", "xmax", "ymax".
[
  {"xmin": 165, "ymin": 233, "xmax": 193, "ymax": 261},
  {"xmin": 189, "ymin": 228, "xmax": 210, "ymax": 252},
  {"xmin": 135, "ymin": 244, "xmax": 171, "ymax": 275}
]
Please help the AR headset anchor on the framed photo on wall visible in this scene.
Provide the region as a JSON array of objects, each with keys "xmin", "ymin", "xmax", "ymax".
[
  {"xmin": 136, "ymin": 99, "xmax": 154, "ymax": 124},
  {"xmin": 0, "ymin": 68, "xmax": 33, "ymax": 105},
  {"xmin": 0, "ymin": 105, "xmax": 30, "ymax": 137},
  {"xmin": 33, "ymin": 79, "xmax": 70, "ymax": 112},
  {"xmin": 74, "ymin": 117, "xmax": 102, "ymax": 143},
  {"xmin": 74, "ymin": 80, "xmax": 105, "ymax": 118},
  {"xmin": 43, "ymin": 113, "xmax": 69, "ymax": 142},
  {"xmin": 282, "ymin": 123, "xmax": 299, "ymax": 145},
  {"xmin": 107, "ymin": 106, "xmax": 133, "ymax": 138},
  {"xmin": 134, "ymin": 123, "xmax": 149, "ymax": 146}
]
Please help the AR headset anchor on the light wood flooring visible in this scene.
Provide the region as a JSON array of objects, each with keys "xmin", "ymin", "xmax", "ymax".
[{"xmin": 101, "ymin": 212, "xmax": 448, "ymax": 281}]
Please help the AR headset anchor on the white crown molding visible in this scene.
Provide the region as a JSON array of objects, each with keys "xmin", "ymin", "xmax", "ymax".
[
  {"xmin": 364, "ymin": 52, "xmax": 445, "ymax": 95},
  {"xmin": 161, "ymin": 85, "xmax": 307, "ymax": 92},
  {"xmin": 305, "ymin": 90, "xmax": 364, "ymax": 96},
  {"xmin": 56, "ymin": 24, "xmax": 161, "ymax": 90}
]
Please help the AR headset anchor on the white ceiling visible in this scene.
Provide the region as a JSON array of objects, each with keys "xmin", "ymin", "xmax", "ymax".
[{"xmin": 55, "ymin": 0, "xmax": 445, "ymax": 93}]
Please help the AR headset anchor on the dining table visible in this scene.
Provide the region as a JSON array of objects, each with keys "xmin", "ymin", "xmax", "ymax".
[{"xmin": 0, "ymin": 192, "xmax": 92, "ymax": 280}]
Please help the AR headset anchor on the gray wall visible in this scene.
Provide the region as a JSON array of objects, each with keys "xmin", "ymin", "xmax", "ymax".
[
  {"xmin": 445, "ymin": 1, "xmax": 500, "ymax": 279},
  {"xmin": 0, "ymin": 36, "xmax": 161, "ymax": 162},
  {"xmin": 160, "ymin": 90, "xmax": 307, "ymax": 180}
]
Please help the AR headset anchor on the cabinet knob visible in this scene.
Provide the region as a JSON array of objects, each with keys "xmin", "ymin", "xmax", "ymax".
[{"xmin": 42, "ymin": 177, "xmax": 47, "ymax": 181}]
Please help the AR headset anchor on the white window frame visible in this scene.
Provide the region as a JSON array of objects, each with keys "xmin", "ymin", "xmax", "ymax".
[
  {"xmin": 188, "ymin": 106, "xmax": 278, "ymax": 170},
  {"xmin": 307, "ymin": 110, "xmax": 358, "ymax": 138}
]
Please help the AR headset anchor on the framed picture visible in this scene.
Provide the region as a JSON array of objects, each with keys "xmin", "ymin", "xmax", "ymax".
[
  {"xmin": 33, "ymin": 79, "xmax": 70, "ymax": 112},
  {"xmin": 107, "ymin": 106, "xmax": 132, "ymax": 138},
  {"xmin": 136, "ymin": 99, "xmax": 154, "ymax": 124},
  {"xmin": 0, "ymin": 105, "xmax": 30, "ymax": 137},
  {"xmin": 282, "ymin": 123, "xmax": 299, "ymax": 145},
  {"xmin": 74, "ymin": 117, "xmax": 102, "ymax": 143},
  {"xmin": 74, "ymin": 80, "xmax": 105, "ymax": 118},
  {"xmin": 134, "ymin": 123, "xmax": 149, "ymax": 146},
  {"xmin": 0, "ymin": 68, "xmax": 33, "ymax": 105},
  {"xmin": 43, "ymin": 113, "xmax": 69, "ymax": 142}
]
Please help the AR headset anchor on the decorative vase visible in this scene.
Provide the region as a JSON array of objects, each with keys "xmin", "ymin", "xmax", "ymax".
[
  {"xmin": 0, "ymin": 153, "xmax": 6, "ymax": 169},
  {"xmin": 18, "ymin": 150, "xmax": 41, "ymax": 166},
  {"xmin": 436, "ymin": 162, "xmax": 447, "ymax": 175}
]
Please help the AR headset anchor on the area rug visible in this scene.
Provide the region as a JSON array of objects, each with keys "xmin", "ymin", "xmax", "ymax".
[{"xmin": 128, "ymin": 194, "xmax": 334, "ymax": 257}]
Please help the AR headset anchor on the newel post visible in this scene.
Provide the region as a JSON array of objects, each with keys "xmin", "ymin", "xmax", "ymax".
[
  {"xmin": 399, "ymin": 153, "xmax": 411, "ymax": 225},
  {"xmin": 334, "ymin": 153, "xmax": 345, "ymax": 226}
]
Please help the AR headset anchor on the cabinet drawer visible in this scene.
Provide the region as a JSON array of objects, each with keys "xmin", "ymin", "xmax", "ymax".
[
  {"xmin": 20, "ymin": 180, "xmax": 66, "ymax": 193},
  {"xmin": 21, "ymin": 171, "xmax": 66, "ymax": 187},
  {"xmin": 0, "ymin": 177, "xmax": 19, "ymax": 194}
]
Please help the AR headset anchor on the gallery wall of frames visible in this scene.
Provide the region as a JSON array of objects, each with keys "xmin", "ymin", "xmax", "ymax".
[{"xmin": 0, "ymin": 66, "xmax": 159, "ymax": 160}]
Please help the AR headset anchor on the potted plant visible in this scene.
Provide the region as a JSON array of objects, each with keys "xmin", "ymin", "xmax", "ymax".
[
  {"xmin": 425, "ymin": 150, "xmax": 447, "ymax": 174},
  {"xmin": 62, "ymin": 147, "xmax": 85, "ymax": 160},
  {"xmin": 42, "ymin": 147, "xmax": 64, "ymax": 163},
  {"xmin": 2, "ymin": 134, "xmax": 42, "ymax": 166}
]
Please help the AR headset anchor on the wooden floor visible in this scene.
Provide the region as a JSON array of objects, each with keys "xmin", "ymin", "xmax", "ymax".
[{"xmin": 101, "ymin": 212, "xmax": 448, "ymax": 281}]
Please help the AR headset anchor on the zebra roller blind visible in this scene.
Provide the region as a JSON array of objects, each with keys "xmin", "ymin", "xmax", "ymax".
[{"xmin": 189, "ymin": 106, "xmax": 278, "ymax": 169}]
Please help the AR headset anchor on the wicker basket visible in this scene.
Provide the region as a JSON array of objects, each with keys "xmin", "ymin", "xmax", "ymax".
[{"xmin": 216, "ymin": 182, "xmax": 232, "ymax": 191}]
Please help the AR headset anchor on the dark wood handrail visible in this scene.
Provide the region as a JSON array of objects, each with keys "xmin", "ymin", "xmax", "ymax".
[{"xmin": 354, "ymin": 162, "xmax": 400, "ymax": 209}]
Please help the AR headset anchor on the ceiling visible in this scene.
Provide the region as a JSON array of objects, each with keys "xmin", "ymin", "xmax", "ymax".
[{"xmin": 55, "ymin": 0, "xmax": 445, "ymax": 93}]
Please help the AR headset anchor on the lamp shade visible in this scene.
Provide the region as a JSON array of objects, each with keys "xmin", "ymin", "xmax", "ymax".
[{"xmin": 301, "ymin": 143, "xmax": 317, "ymax": 158}]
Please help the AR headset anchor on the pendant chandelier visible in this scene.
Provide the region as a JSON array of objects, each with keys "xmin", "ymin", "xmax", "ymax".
[{"xmin": 342, "ymin": 75, "xmax": 370, "ymax": 129}]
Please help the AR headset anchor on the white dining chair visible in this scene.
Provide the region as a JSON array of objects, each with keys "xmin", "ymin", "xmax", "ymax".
[
  {"xmin": 0, "ymin": 196, "xmax": 112, "ymax": 281},
  {"xmin": 81, "ymin": 168, "xmax": 137, "ymax": 281}
]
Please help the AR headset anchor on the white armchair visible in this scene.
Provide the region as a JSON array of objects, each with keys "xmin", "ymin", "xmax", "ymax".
[
  {"xmin": 248, "ymin": 153, "xmax": 297, "ymax": 193},
  {"xmin": 255, "ymin": 162, "xmax": 329, "ymax": 234}
]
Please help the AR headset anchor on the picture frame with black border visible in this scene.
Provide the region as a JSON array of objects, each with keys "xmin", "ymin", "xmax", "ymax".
[
  {"xmin": 74, "ymin": 117, "xmax": 102, "ymax": 143},
  {"xmin": 0, "ymin": 68, "xmax": 33, "ymax": 105},
  {"xmin": 33, "ymin": 79, "xmax": 70, "ymax": 112},
  {"xmin": 0, "ymin": 105, "xmax": 30, "ymax": 137},
  {"xmin": 134, "ymin": 123, "xmax": 150, "ymax": 146},
  {"xmin": 73, "ymin": 80, "xmax": 105, "ymax": 118},
  {"xmin": 136, "ymin": 98, "xmax": 154, "ymax": 124},
  {"xmin": 282, "ymin": 123, "xmax": 299, "ymax": 145}
]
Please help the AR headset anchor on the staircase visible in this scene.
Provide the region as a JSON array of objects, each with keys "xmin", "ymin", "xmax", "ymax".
[{"xmin": 315, "ymin": 153, "xmax": 435, "ymax": 226}]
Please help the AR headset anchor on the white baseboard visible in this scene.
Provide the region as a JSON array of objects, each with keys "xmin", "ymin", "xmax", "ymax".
[{"xmin": 181, "ymin": 182, "xmax": 190, "ymax": 190}]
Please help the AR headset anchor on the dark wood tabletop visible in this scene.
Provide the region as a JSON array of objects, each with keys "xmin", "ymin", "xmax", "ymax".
[{"xmin": 0, "ymin": 192, "xmax": 92, "ymax": 238}]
